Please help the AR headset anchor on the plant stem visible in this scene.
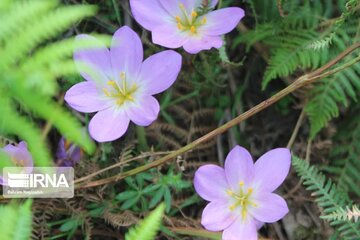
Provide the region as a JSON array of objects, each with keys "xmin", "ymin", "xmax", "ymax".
[
  {"xmin": 136, "ymin": 126, "xmax": 148, "ymax": 151},
  {"xmin": 111, "ymin": 0, "xmax": 122, "ymax": 26},
  {"xmin": 77, "ymin": 43, "xmax": 360, "ymax": 189},
  {"xmin": 286, "ymin": 109, "xmax": 306, "ymax": 149}
]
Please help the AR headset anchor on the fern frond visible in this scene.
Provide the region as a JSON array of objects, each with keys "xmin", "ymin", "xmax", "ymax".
[
  {"xmin": 0, "ymin": 0, "xmax": 96, "ymax": 166},
  {"xmin": 308, "ymin": 33, "xmax": 335, "ymax": 50},
  {"xmin": 292, "ymin": 156, "xmax": 360, "ymax": 239},
  {"xmin": 263, "ymin": 30, "xmax": 327, "ymax": 89},
  {"xmin": 125, "ymin": 203, "xmax": 165, "ymax": 240},
  {"xmin": 305, "ymin": 56, "xmax": 360, "ymax": 138},
  {"xmin": 21, "ymin": 34, "xmax": 112, "ymax": 71},
  {"xmin": 11, "ymin": 84, "xmax": 95, "ymax": 153},
  {"xmin": 327, "ymin": 112, "xmax": 360, "ymax": 197},
  {"xmin": 323, "ymin": 205, "xmax": 360, "ymax": 222},
  {"xmin": 0, "ymin": 4, "xmax": 96, "ymax": 68},
  {"xmin": 0, "ymin": 200, "xmax": 33, "ymax": 240},
  {"xmin": 0, "ymin": 0, "xmax": 57, "ymax": 41},
  {"xmin": 0, "ymin": 97, "xmax": 52, "ymax": 166},
  {"xmin": 308, "ymin": 0, "xmax": 360, "ymax": 50}
]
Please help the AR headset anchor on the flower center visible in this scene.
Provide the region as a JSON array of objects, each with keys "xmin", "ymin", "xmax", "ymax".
[
  {"xmin": 102, "ymin": 72, "xmax": 138, "ymax": 105},
  {"xmin": 227, "ymin": 181, "xmax": 257, "ymax": 220},
  {"xmin": 175, "ymin": 3, "xmax": 207, "ymax": 34},
  {"xmin": 12, "ymin": 157, "xmax": 25, "ymax": 167}
]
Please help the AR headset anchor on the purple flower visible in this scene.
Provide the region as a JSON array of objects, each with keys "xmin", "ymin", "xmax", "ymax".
[
  {"xmin": 65, "ymin": 26, "xmax": 182, "ymax": 142},
  {"xmin": 0, "ymin": 141, "xmax": 33, "ymax": 185},
  {"xmin": 56, "ymin": 137, "xmax": 82, "ymax": 167},
  {"xmin": 130, "ymin": 0, "xmax": 245, "ymax": 54},
  {"xmin": 194, "ymin": 146, "xmax": 291, "ymax": 240}
]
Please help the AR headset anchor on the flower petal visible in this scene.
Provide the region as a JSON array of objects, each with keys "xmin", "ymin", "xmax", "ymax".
[
  {"xmin": 203, "ymin": 7, "xmax": 245, "ymax": 36},
  {"xmin": 126, "ymin": 96, "xmax": 160, "ymax": 126},
  {"xmin": 194, "ymin": 164, "xmax": 229, "ymax": 201},
  {"xmin": 182, "ymin": 35, "xmax": 223, "ymax": 54},
  {"xmin": 224, "ymin": 146, "xmax": 254, "ymax": 191},
  {"xmin": 56, "ymin": 138, "xmax": 67, "ymax": 160},
  {"xmin": 254, "ymin": 219, "xmax": 264, "ymax": 230},
  {"xmin": 110, "ymin": 26, "xmax": 143, "ymax": 78},
  {"xmin": 130, "ymin": 0, "xmax": 170, "ymax": 31},
  {"xmin": 65, "ymin": 81, "xmax": 110, "ymax": 113},
  {"xmin": 159, "ymin": 0, "xmax": 196, "ymax": 16},
  {"xmin": 250, "ymin": 192, "xmax": 289, "ymax": 223},
  {"xmin": 89, "ymin": 108, "xmax": 130, "ymax": 142},
  {"xmin": 139, "ymin": 50, "xmax": 182, "ymax": 95},
  {"xmin": 222, "ymin": 218, "xmax": 258, "ymax": 240},
  {"xmin": 3, "ymin": 144, "xmax": 18, "ymax": 156},
  {"xmin": 201, "ymin": 201, "xmax": 236, "ymax": 231},
  {"xmin": 74, "ymin": 34, "xmax": 112, "ymax": 82},
  {"xmin": 152, "ymin": 24, "xmax": 187, "ymax": 49},
  {"xmin": 253, "ymin": 148, "xmax": 291, "ymax": 192},
  {"xmin": 3, "ymin": 142, "xmax": 33, "ymax": 171}
]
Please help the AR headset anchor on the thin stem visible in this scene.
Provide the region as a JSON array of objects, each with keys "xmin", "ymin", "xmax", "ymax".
[
  {"xmin": 136, "ymin": 126, "xmax": 148, "ymax": 151},
  {"xmin": 287, "ymin": 109, "xmax": 306, "ymax": 149},
  {"xmin": 111, "ymin": 0, "xmax": 122, "ymax": 26},
  {"xmin": 76, "ymin": 43, "xmax": 360, "ymax": 189},
  {"xmin": 74, "ymin": 151, "xmax": 171, "ymax": 183},
  {"xmin": 305, "ymin": 138, "xmax": 312, "ymax": 162}
]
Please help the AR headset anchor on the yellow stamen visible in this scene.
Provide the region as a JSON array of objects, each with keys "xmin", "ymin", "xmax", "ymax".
[
  {"xmin": 120, "ymin": 72, "xmax": 126, "ymax": 80},
  {"xmin": 103, "ymin": 88, "xmax": 110, "ymax": 96},
  {"xmin": 239, "ymin": 181, "xmax": 244, "ymax": 187},
  {"xmin": 15, "ymin": 159, "xmax": 25, "ymax": 167},
  {"xmin": 175, "ymin": 16, "xmax": 182, "ymax": 23},
  {"xmin": 229, "ymin": 205, "xmax": 236, "ymax": 211},
  {"xmin": 242, "ymin": 208, "xmax": 247, "ymax": 219},
  {"xmin": 190, "ymin": 25, "xmax": 196, "ymax": 33},
  {"xmin": 179, "ymin": 3, "xmax": 185, "ymax": 10},
  {"xmin": 191, "ymin": 11, "xmax": 197, "ymax": 18},
  {"xmin": 177, "ymin": 23, "xmax": 183, "ymax": 30},
  {"xmin": 202, "ymin": 16, "xmax": 207, "ymax": 24},
  {"xmin": 226, "ymin": 189, "xmax": 234, "ymax": 196},
  {"xmin": 107, "ymin": 80, "xmax": 116, "ymax": 86},
  {"xmin": 248, "ymin": 188, "xmax": 253, "ymax": 193}
]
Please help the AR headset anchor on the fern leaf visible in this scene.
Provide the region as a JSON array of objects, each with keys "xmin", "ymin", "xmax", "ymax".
[
  {"xmin": 292, "ymin": 156, "xmax": 360, "ymax": 239},
  {"xmin": 263, "ymin": 30, "xmax": 326, "ymax": 89},
  {"xmin": 10, "ymin": 84, "xmax": 95, "ymax": 154},
  {"xmin": 305, "ymin": 58, "xmax": 360, "ymax": 138},
  {"xmin": 327, "ymin": 112, "xmax": 360, "ymax": 197},
  {"xmin": 0, "ymin": 0, "xmax": 57, "ymax": 41},
  {"xmin": 0, "ymin": 98, "xmax": 52, "ymax": 166},
  {"xmin": 323, "ymin": 205, "xmax": 360, "ymax": 222},
  {"xmin": 0, "ymin": 4, "xmax": 96, "ymax": 68},
  {"xmin": 0, "ymin": 200, "xmax": 33, "ymax": 240},
  {"xmin": 125, "ymin": 203, "xmax": 165, "ymax": 240},
  {"xmin": 0, "ymin": 1, "xmax": 96, "ymax": 167}
]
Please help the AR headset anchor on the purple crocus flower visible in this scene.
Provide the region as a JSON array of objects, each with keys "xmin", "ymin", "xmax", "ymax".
[
  {"xmin": 194, "ymin": 146, "xmax": 291, "ymax": 240},
  {"xmin": 130, "ymin": 0, "xmax": 245, "ymax": 54},
  {"xmin": 56, "ymin": 137, "xmax": 82, "ymax": 167},
  {"xmin": 64, "ymin": 26, "xmax": 182, "ymax": 142},
  {"xmin": 0, "ymin": 141, "xmax": 33, "ymax": 185}
]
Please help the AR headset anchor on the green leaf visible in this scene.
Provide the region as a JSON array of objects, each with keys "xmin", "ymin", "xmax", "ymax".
[
  {"xmin": 292, "ymin": 155, "xmax": 360, "ymax": 239},
  {"xmin": 125, "ymin": 203, "xmax": 165, "ymax": 240},
  {"xmin": 0, "ymin": 200, "xmax": 33, "ymax": 240},
  {"xmin": 164, "ymin": 187, "xmax": 172, "ymax": 213},
  {"xmin": 121, "ymin": 195, "xmax": 140, "ymax": 210},
  {"xmin": 149, "ymin": 187, "xmax": 165, "ymax": 209},
  {"xmin": 116, "ymin": 191, "xmax": 138, "ymax": 201},
  {"xmin": 60, "ymin": 218, "xmax": 79, "ymax": 232}
]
